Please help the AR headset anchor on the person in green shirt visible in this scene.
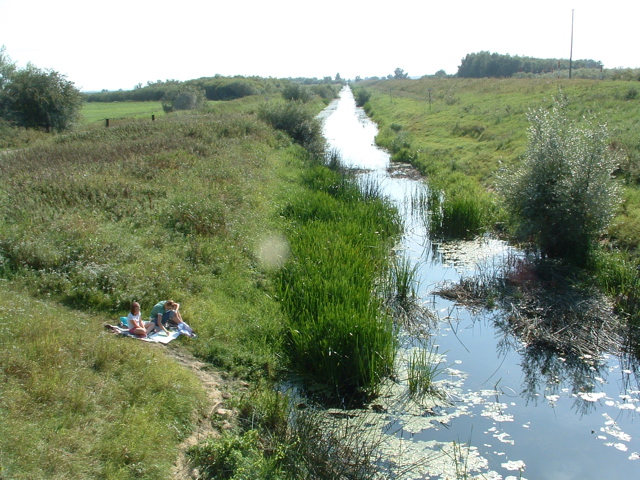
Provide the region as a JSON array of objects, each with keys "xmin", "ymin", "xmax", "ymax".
[{"xmin": 149, "ymin": 299, "xmax": 195, "ymax": 336}]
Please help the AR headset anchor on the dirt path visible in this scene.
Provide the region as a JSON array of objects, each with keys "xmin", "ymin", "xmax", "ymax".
[{"xmin": 164, "ymin": 346, "xmax": 232, "ymax": 479}]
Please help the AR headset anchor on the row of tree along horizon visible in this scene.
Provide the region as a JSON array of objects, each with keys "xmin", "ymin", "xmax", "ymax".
[{"xmin": 85, "ymin": 52, "xmax": 638, "ymax": 104}]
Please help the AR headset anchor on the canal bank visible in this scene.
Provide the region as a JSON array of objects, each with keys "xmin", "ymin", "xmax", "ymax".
[{"xmin": 318, "ymin": 86, "xmax": 640, "ymax": 479}]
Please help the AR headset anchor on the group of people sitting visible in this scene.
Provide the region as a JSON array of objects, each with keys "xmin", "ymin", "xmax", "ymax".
[{"xmin": 118, "ymin": 300, "xmax": 196, "ymax": 338}]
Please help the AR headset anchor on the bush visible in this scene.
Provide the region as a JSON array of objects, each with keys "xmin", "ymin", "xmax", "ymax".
[
  {"xmin": 258, "ymin": 101, "xmax": 325, "ymax": 156},
  {"xmin": 499, "ymin": 95, "xmax": 621, "ymax": 265},
  {"xmin": 162, "ymin": 86, "xmax": 206, "ymax": 112},
  {"xmin": 1, "ymin": 64, "xmax": 82, "ymax": 132},
  {"xmin": 353, "ymin": 87, "xmax": 371, "ymax": 107},
  {"xmin": 281, "ymin": 83, "xmax": 314, "ymax": 103}
]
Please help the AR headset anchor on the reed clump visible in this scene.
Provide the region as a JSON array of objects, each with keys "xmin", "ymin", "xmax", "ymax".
[{"xmin": 276, "ymin": 163, "xmax": 403, "ymax": 405}]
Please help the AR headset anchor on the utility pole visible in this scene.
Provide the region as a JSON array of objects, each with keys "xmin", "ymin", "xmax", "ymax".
[{"xmin": 569, "ymin": 9, "xmax": 574, "ymax": 79}]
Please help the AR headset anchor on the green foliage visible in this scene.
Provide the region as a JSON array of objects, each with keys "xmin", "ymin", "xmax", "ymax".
[
  {"xmin": 161, "ymin": 85, "xmax": 206, "ymax": 112},
  {"xmin": 428, "ymin": 186, "xmax": 493, "ymax": 239},
  {"xmin": 0, "ymin": 45, "xmax": 16, "ymax": 90},
  {"xmin": 393, "ymin": 68, "xmax": 409, "ymax": 79},
  {"xmin": 187, "ymin": 430, "xmax": 266, "ymax": 479},
  {"xmin": 199, "ymin": 77, "xmax": 266, "ymax": 101},
  {"xmin": 1, "ymin": 63, "xmax": 82, "ymax": 132},
  {"xmin": 258, "ymin": 100, "xmax": 325, "ymax": 155},
  {"xmin": 407, "ymin": 343, "xmax": 445, "ymax": 400},
  {"xmin": 499, "ymin": 95, "xmax": 621, "ymax": 264},
  {"xmin": 276, "ymin": 163, "xmax": 401, "ymax": 404},
  {"xmin": 309, "ymin": 83, "xmax": 340, "ymax": 100},
  {"xmin": 189, "ymin": 387, "xmax": 382, "ymax": 479},
  {"xmin": 353, "ymin": 87, "xmax": 372, "ymax": 107},
  {"xmin": 457, "ymin": 51, "xmax": 603, "ymax": 78},
  {"xmin": 281, "ymin": 83, "xmax": 314, "ymax": 103}
]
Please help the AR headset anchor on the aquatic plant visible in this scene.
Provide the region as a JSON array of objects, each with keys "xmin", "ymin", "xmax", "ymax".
[
  {"xmin": 407, "ymin": 344, "xmax": 446, "ymax": 401},
  {"xmin": 427, "ymin": 186, "xmax": 491, "ymax": 239},
  {"xmin": 276, "ymin": 162, "xmax": 402, "ymax": 404}
]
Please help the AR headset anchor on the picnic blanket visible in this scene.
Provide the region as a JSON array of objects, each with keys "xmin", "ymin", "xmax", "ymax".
[
  {"xmin": 111, "ymin": 324, "xmax": 183, "ymax": 344},
  {"xmin": 107, "ymin": 317, "xmax": 194, "ymax": 344}
]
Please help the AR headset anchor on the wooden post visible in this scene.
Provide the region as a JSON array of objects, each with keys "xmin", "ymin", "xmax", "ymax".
[
  {"xmin": 105, "ymin": 118, "xmax": 109, "ymax": 127},
  {"xmin": 152, "ymin": 114, "xmax": 155, "ymax": 121}
]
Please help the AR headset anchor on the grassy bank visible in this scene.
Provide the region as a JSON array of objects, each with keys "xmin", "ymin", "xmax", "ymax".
[
  {"xmin": 357, "ymin": 77, "xmax": 640, "ymax": 320},
  {"xmin": 0, "ymin": 87, "xmax": 405, "ymax": 477},
  {"xmin": 0, "ymin": 97, "xmax": 292, "ymax": 478}
]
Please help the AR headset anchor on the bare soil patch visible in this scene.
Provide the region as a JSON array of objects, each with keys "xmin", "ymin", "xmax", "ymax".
[{"xmin": 165, "ymin": 346, "xmax": 234, "ymax": 479}]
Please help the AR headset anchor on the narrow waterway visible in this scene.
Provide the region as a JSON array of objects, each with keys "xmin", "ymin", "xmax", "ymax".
[{"xmin": 318, "ymin": 87, "xmax": 640, "ymax": 479}]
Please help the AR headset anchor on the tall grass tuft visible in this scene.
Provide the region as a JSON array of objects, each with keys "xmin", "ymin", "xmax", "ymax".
[
  {"xmin": 407, "ymin": 343, "xmax": 446, "ymax": 401},
  {"xmin": 188, "ymin": 387, "xmax": 385, "ymax": 479},
  {"xmin": 276, "ymin": 161, "xmax": 402, "ymax": 404},
  {"xmin": 427, "ymin": 186, "xmax": 491, "ymax": 239}
]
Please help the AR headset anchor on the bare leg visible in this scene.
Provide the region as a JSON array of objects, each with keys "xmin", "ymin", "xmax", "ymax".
[{"xmin": 144, "ymin": 321, "xmax": 155, "ymax": 336}]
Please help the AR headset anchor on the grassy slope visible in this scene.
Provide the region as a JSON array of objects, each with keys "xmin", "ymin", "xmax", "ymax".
[
  {"xmin": 0, "ymin": 97, "xmax": 321, "ymax": 478},
  {"xmin": 361, "ymin": 77, "xmax": 640, "ymax": 252},
  {"xmin": 81, "ymin": 101, "xmax": 166, "ymax": 124}
]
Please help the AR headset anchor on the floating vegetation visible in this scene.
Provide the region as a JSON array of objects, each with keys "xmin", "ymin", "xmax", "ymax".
[{"xmin": 436, "ymin": 253, "xmax": 624, "ymax": 360}]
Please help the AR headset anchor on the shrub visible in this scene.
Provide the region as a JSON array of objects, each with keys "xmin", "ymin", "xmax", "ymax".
[
  {"xmin": 1, "ymin": 64, "xmax": 82, "ymax": 132},
  {"xmin": 162, "ymin": 86, "xmax": 206, "ymax": 112},
  {"xmin": 258, "ymin": 101, "xmax": 325, "ymax": 156},
  {"xmin": 353, "ymin": 87, "xmax": 371, "ymax": 107},
  {"xmin": 499, "ymin": 95, "xmax": 621, "ymax": 265},
  {"xmin": 281, "ymin": 83, "xmax": 314, "ymax": 103},
  {"xmin": 625, "ymin": 87, "xmax": 638, "ymax": 100}
]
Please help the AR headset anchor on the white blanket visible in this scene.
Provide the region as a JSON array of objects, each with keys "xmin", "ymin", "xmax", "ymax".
[{"xmin": 113, "ymin": 325, "xmax": 182, "ymax": 344}]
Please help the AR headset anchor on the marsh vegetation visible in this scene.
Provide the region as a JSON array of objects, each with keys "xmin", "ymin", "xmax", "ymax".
[{"xmin": 2, "ymin": 70, "xmax": 640, "ymax": 479}]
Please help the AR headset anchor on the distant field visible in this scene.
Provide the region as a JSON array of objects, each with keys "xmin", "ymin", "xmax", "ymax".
[{"xmin": 80, "ymin": 101, "xmax": 165, "ymax": 125}]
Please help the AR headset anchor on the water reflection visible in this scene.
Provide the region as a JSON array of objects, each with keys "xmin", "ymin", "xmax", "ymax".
[{"xmin": 319, "ymin": 86, "xmax": 640, "ymax": 479}]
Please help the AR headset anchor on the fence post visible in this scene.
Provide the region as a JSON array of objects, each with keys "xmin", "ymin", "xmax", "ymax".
[
  {"xmin": 105, "ymin": 118, "xmax": 109, "ymax": 127},
  {"xmin": 152, "ymin": 114, "xmax": 155, "ymax": 121}
]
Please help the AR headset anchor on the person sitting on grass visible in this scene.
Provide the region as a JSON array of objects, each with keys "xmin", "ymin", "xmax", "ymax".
[
  {"xmin": 127, "ymin": 301, "xmax": 154, "ymax": 338},
  {"xmin": 149, "ymin": 299, "xmax": 183, "ymax": 335},
  {"xmin": 149, "ymin": 299, "xmax": 196, "ymax": 337}
]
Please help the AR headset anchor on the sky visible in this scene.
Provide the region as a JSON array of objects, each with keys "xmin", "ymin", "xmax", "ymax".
[{"xmin": 1, "ymin": 0, "xmax": 638, "ymax": 92}]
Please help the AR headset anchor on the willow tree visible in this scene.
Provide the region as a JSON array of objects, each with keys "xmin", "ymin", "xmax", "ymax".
[
  {"xmin": 499, "ymin": 95, "xmax": 620, "ymax": 265},
  {"xmin": 1, "ymin": 63, "xmax": 82, "ymax": 132}
]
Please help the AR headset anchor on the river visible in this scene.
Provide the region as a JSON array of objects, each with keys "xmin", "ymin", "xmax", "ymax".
[{"xmin": 318, "ymin": 86, "xmax": 640, "ymax": 479}]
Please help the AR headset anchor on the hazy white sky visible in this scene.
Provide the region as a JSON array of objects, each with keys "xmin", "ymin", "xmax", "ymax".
[{"xmin": 2, "ymin": 0, "xmax": 638, "ymax": 92}]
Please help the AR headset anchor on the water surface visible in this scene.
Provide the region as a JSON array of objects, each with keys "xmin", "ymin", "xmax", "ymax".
[{"xmin": 319, "ymin": 87, "xmax": 640, "ymax": 479}]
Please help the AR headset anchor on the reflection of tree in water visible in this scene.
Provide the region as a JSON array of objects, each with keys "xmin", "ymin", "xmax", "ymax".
[
  {"xmin": 495, "ymin": 322, "xmax": 608, "ymax": 415},
  {"xmin": 438, "ymin": 254, "xmax": 639, "ymax": 415}
]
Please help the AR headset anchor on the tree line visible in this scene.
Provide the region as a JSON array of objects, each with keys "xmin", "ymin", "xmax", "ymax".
[
  {"xmin": 457, "ymin": 51, "xmax": 603, "ymax": 78},
  {"xmin": 85, "ymin": 75, "xmax": 345, "ymax": 103}
]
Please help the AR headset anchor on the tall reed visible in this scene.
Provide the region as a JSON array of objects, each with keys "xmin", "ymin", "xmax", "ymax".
[{"xmin": 276, "ymin": 163, "xmax": 402, "ymax": 404}]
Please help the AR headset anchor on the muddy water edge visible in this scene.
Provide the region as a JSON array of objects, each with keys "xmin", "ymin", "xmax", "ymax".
[{"xmin": 316, "ymin": 86, "xmax": 640, "ymax": 479}]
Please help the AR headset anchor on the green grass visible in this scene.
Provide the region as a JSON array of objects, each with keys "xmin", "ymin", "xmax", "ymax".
[
  {"xmin": 0, "ymin": 284, "xmax": 206, "ymax": 479},
  {"xmin": 276, "ymin": 165, "xmax": 402, "ymax": 403},
  {"xmin": 359, "ymin": 76, "xmax": 640, "ymax": 321},
  {"xmin": 81, "ymin": 101, "xmax": 165, "ymax": 124},
  {"xmin": 0, "ymin": 96, "xmax": 293, "ymax": 477},
  {"xmin": 0, "ymin": 89, "xmax": 408, "ymax": 476},
  {"xmin": 362, "ymin": 77, "xmax": 640, "ymax": 245},
  {"xmin": 364, "ymin": 77, "xmax": 640, "ymax": 189}
]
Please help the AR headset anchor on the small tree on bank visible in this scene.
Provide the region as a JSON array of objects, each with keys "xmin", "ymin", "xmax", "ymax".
[
  {"xmin": 1, "ymin": 62, "xmax": 82, "ymax": 132},
  {"xmin": 161, "ymin": 85, "xmax": 206, "ymax": 113},
  {"xmin": 499, "ymin": 95, "xmax": 621, "ymax": 265}
]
